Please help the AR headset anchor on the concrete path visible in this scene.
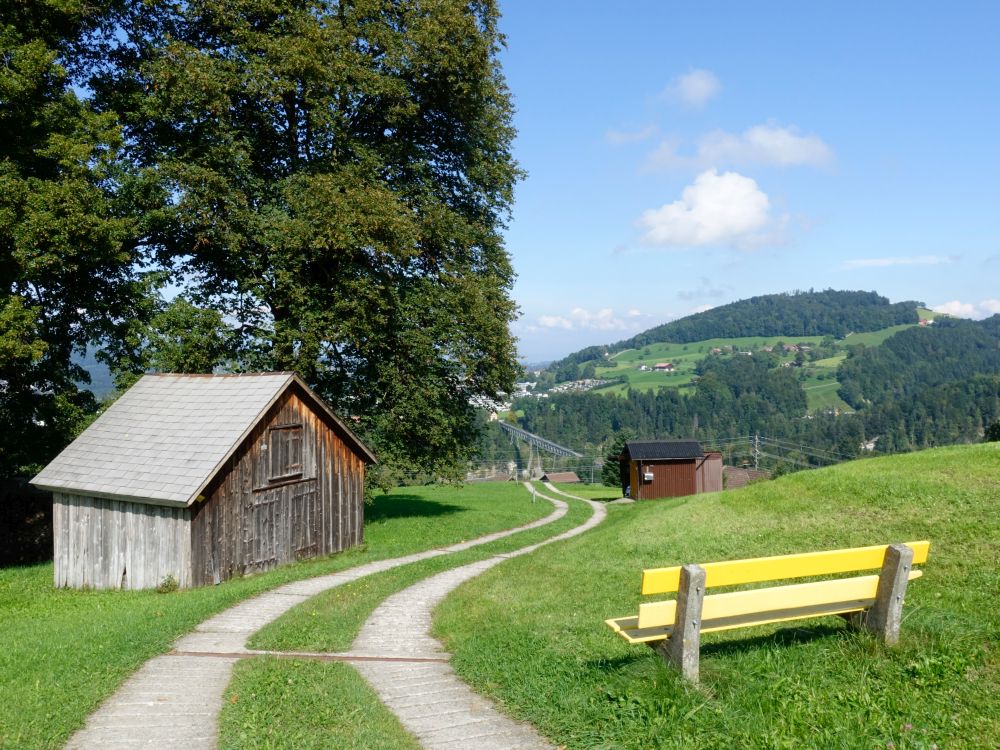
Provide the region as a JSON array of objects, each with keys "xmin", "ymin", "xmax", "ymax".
[
  {"xmin": 65, "ymin": 490, "xmax": 569, "ymax": 750},
  {"xmin": 350, "ymin": 485, "xmax": 607, "ymax": 749}
]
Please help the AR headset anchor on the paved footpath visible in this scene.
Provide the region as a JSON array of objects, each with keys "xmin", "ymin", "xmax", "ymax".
[
  {"xmin": 64, "ymin": 483, "xmax": 601, "ymax": 749},
  {"xmin": 350, "ymin": 484, "xmax": 606, "ymax": 750}
]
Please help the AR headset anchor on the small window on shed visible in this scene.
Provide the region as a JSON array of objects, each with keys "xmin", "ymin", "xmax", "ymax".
[{"xmin": 268, "ymin": 425, "xmax": 303, "ymax": 481}]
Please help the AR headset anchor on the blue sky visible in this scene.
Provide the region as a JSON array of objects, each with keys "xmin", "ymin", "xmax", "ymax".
[{"xmin": 496, "ymin": 2, "xmax": 1000, "ymax": 362}]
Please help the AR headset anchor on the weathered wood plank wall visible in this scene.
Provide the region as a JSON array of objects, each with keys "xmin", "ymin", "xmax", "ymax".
[
  {"xmin": 189, "ymin": 385, "xmax": 365, "ymax": 586},
  {"xmin": 52, "ymin": 493, "xmax": 191, "ymax": 589}
]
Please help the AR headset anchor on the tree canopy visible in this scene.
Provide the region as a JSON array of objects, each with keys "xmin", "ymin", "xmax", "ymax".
[
  {"xmin": 0, "ymin": 0, "xmax": 143, "ymax": 475},
  {"xmin": 2, "ymin": 0, "xmax": 522, "ymax": 481}
]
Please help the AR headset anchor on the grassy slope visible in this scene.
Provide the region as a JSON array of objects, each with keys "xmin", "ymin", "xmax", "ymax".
[
  {"xmin": 0, "ymin": 483, "xmax": 551, "ymax": 750},
  {"xmin": 436, "ymin": 444, "xmax": 1000, "ymax": 749}
]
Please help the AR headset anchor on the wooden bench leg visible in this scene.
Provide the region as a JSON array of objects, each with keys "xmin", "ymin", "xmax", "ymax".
[
  {"xmin": 654, "ymin": 563, "xmax": 706, "ymax": 682},
  {"xmin": 863, "ymin": 543, "xmax": 915, "ymax": 646}
]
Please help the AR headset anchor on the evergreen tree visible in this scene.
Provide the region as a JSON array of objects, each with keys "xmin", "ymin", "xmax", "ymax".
[{"xmin": 602, "ymin": 431, "xmax": 632, "ymax": 488}]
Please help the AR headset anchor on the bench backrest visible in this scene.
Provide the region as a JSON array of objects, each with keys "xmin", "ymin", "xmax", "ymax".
[{"xmin": 640, "ymin": 541, "xmax": 930, "ymax": 595}]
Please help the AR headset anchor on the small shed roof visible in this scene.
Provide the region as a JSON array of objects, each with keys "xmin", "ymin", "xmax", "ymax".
[
  {"xmin": 622, "ymin": 440, "xmax": 704, "ymax": 461},
  {"xmin": 32, "ymin": 372, "xmax": 375, "ymax": 507},
  {"xmin": 541, "ymin": 471, "xmax": 580, "ymax": 483}
]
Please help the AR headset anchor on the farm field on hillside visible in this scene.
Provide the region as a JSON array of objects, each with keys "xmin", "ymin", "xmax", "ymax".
[
  {"xmin": 800, "ymin": 373, "xmax": 851, "ymax": 412},
  {"xmin": 595, "ymin": 336, "xmax": 827, "ymax": 397},
  {"xmin": 0, "ymin": 483, "xmax": 551, "ymax": 750},
  {"xmin": 589, "ymin": 316, "xmax": 947, "ymax": 411},
  {"xmin": 436, "ymin": 444, "xmax": 1000, "ymax": 749},
  {"xmin": 843, "ymin": 324, "xmax": 917, "ymax": 347}
]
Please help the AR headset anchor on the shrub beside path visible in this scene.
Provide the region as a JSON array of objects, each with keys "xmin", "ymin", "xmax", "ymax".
[{"xmin": 65, "ymin": 483, "xmax": 603, "ymax": 749}]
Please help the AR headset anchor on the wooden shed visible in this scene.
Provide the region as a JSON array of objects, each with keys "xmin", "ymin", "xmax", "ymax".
[
  {"xmin": 619, "ymin": 440, "xmax": 722, "ymax": 500},
  {"xmin": 540, "ymin": 471, "xmax": 580, "ymax": 484},
  {"xmin": 31, "ymin": 372, "xmax": 376, "ymax": 589}
]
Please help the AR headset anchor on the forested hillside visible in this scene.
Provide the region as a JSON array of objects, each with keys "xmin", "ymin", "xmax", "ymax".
[
  {"xmin": 548, "ymin": 290, "xmax": 919, "ymax": 382},
  {"xmin": 513, "ymin": 315, "xmax": 1000, "ymax": 465},
  {"xmin": 518, "ymin": 356, "xmax": 862, "ymax": 459},
  {"xmin": 836, "ymin": 316, "xmax": 1000, "ymax": 452},
  {"xmin": 837, "ymin": 316, "xmax": 1000, "ymax": 407}
]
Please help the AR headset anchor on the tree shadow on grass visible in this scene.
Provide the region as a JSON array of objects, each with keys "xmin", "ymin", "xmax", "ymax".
[{"xmin": 366, "ymin": 494, "xmax": 465, "ymax": 522}]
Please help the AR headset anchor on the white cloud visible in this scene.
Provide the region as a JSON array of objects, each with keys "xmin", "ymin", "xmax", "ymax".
[
  {"xmin": 605, "ymin": 125, "xmax": 658, "ymax": 145},
  {"xmin": 535, "ymin": 307, "xmax": 650, "ymax": 332},
  {"xmin": 647, "ymin": 124, "xmax": 833, "ymax": 171},
  {"xmin": 692, "ymin": 304, "xmax": 714, "ymax": 314},
  {"xmin": 537, "ymin": 315, "xmax": 573, "ymax": 330},
  {"xmin": 663, "ymin": 69, "xmax": 720, "ymax": 108},
  {"xmin": 637, "ymin": 169, "xmax": 778, "ymax": 248},
  {"xmin": 933, "ymin": 299, "xmax": 1000, "ymax": 319},
  {"xmin": 843, "ymin": 255, "xmax": 953, "ymax": 269}
]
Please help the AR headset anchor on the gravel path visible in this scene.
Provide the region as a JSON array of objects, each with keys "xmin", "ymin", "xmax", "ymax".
[{"xmin": 350, "ymin": 484, "xmax": 606, "ymax": 749}]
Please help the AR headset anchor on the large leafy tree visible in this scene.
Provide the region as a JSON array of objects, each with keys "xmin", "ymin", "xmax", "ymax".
[
  {"xmin": 101, "ymin": 0, "xmax": 522, "ymax": 480},
  {"xmin": 0, "ymin": 0, "xmax": 142, "ymax": 475}
]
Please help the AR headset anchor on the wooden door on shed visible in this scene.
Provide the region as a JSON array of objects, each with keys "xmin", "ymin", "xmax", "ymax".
[{"xmin": 248, "ymin": 480, "xmax": 320, "ymax": 572}]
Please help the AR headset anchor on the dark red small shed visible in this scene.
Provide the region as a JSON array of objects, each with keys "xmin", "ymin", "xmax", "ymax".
[{"xmin": 619, "ymin": 440, "xmax": 722, "ymax": 500}]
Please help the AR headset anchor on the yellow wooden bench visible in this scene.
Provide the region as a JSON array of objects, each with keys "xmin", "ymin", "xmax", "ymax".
[{"xmin": 606, "ymin": 541, "xmax": 930, "ymax": 682}]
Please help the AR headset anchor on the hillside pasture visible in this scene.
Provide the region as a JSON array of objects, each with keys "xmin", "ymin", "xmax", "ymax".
[
  {"xmin": 436, "ymin": 444, "xmax": 1000, "ymax": 749},
  {"xmin": 597, "ymin": 336, "xmax": 826, "ymax": 397},
  {"xmin": 799, "ymin": 371, "xmax": 852, "ymax": 412},
  {"xmin": 596, "ymin": 336, "xmax": 823, "ymax": 394},
  {"xmin": 843, "ymin": 324, "xmax": 919, "ymax": 347},
  {"xmin": 595, "ymin": 324, "xmax": 934, "ymax": 414}
]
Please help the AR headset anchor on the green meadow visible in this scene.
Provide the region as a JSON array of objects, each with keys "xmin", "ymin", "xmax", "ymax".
[
  {"xmin": 0, "ymin": 483, "xmax": 551, "ymax": 750},
  {"xmin": 436, "ymin": 444, "xmax": 1000, "ymax": 749}
]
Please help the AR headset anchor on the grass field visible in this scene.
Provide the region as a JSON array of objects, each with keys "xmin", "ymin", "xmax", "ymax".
[
  {"xmin": 0, "ymin": 483, "xmax": 552, "ymax": 750},
  {"xmin": 436, "ymin": 444, "xmax": 1000, "ymax": 749},
  {"xmin": 548, "ymin": 482, "xmax": 624, "ymax": 502},
  {"xmin": 800, "ymin": 372, "xmax": 852, "ymax": 413}
]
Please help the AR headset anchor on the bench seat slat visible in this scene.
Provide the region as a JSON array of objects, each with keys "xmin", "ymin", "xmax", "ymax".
[
  {"xmin": 641, "ymin": 541, "xmax": 929, "ymax": 595},
  {"xmin": 636, "ymin": 569, "xmax": 922, "ymax": 629},
  {"xmin": 608, "ymin": 598, "xmax": 877, "ymax": 644}
]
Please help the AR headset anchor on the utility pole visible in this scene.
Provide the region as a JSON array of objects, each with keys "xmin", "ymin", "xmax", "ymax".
[{"xmin": 753, "ymin": 434, "xmax": 761, "ymax": 471}]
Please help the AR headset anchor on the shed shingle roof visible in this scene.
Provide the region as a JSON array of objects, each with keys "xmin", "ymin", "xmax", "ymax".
[
  {"xmin": 541, "ymin": 471, "xmax": 580, "ymax": 483},
  {"xmin": 622, "ymin": 440, "xmax": 703, "ymax": 461},
  {"xmin": 31, "ymin": 372, "xmax": 373, "ymax": 507}
]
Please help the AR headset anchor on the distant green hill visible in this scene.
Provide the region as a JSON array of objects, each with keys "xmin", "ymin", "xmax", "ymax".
[{"xmin": 549, "ymin": 290, "xmax": 921, "ymax": 382}]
